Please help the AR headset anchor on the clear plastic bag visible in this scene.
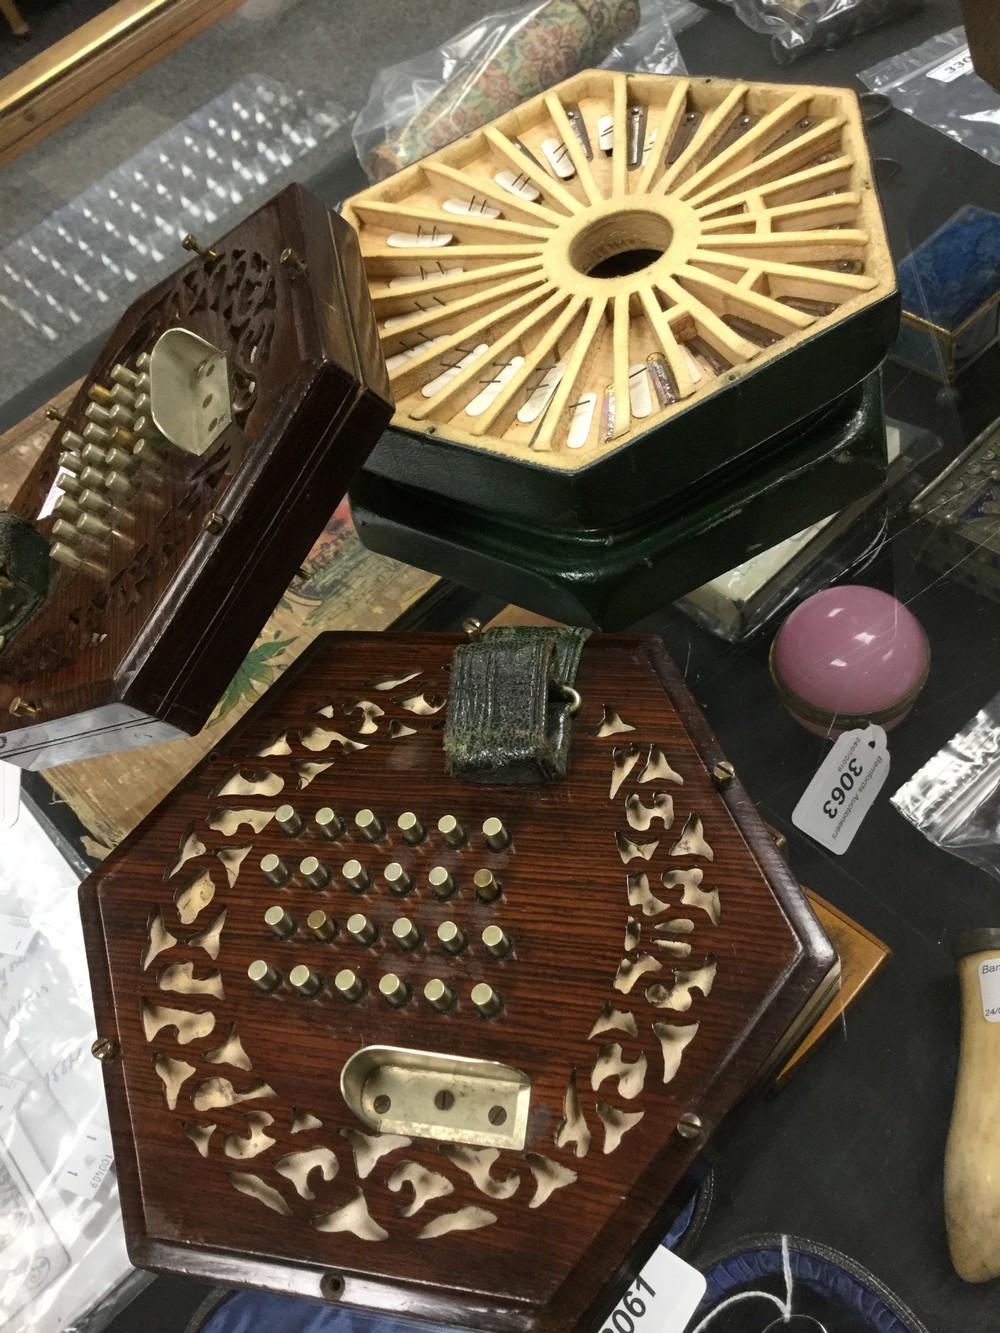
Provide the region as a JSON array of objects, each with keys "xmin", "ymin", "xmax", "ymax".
[
  {"xmin": 352, "ymin": 0, "xmax": 693, "ymax": 181},
  {"xmin": 859, "ymin": 27, "xmax": 1000, "ymax": 167},
  {"xmin": 716, "ymin": 0, "xmax": 915, "ymax": 64},
  {"xmin": 892, "ymin": 695, "xmax": 1000, "ymax": 882},
  {"xmin": 0, "ymin": 792, "xmax": 135, "ymax": 1331}
]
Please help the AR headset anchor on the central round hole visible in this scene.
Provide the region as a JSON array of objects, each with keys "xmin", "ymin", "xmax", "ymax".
[{"xmin": 570, "ymin": 210, "xmax": 673, "ymax": 280}]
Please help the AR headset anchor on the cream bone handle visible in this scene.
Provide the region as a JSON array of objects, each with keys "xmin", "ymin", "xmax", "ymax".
[{"xmin": 945, "ymin": 928, "xmax": 1000, "ymax": 1281}]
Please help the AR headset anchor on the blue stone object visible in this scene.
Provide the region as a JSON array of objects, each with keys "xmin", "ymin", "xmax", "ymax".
[{"xmin": 895, "ymin": 205, "xmax": 1000, "ymax": 380}]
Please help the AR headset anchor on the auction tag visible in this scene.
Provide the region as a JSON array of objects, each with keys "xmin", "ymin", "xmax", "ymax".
[
  {"xmin": 792, "ymin": 725, "xmax": 890, "ymax": 855},
  {"xmin": 979, "ymin": 959, "xmax": 1000, "ymax": 1022},
  {"xmin": 602, "ymin": 1246, "xmax": 706, "ymax": 1333},
  {"xmin": 0, "ymin": 762, "xmax": 19, "ymax": 832},
  {"xmin": 0, "ymin": 1071, "xmax": 27, "ymax": 1116},
  {"xmin": 54, "ymin": 1123, "xmax": 115, "ymax": 1200},
  {"xmin": 0, "ymin": 912, "xmax": 34, "ymax": 958},
  {"xmin": 928, "ymin": 47, "xmax": 972, "ymax": 83}
]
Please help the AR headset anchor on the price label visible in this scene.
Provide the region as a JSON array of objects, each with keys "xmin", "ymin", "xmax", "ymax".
[
  {"xmin": 54, "ymin": 1123, "xmax": 115, "ymax": 1200},
  {"xmin": 928, "ymin": 47, "xmax": 972, "ymax": 82},
  {"xmin": 979, "ymin": 959, "xmax": 1000, "ymax": 1022},
  {"xmin": 0, "ymin": 912, "xmax": 34, "ymax": 958},
  {"xmin": 0, "ymin": 1071, "xmax": 27, "ymax": 1117},
  {"xmin": 792, "ymin": 725, "xmax": 890, "ymax": 854},
  {"xmin": 601, "ymin": 1246, "xmax": 706, "ymax": 1333}
]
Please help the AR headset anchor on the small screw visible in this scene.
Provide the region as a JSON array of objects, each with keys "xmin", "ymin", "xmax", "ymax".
[
  {"xmin": 676, "ymin": 1111, "xmax": 703, "ymax": 1141},
  {"xmin": 280, "ymin": 246, "xmax": 308, "ymax": 274},
  {"xmin": 202, "ymin": 511, "xmax": 226, "ymax": 534},
  {"xmin": 462, "ymin": 618, "xmax": 482, "ymax": 637},
  {"xmin": 712, "ymin": 760, "xmax": 735, "ymax": 790},
  {"xmin": 182, "ymin": 233, "xmax": 218, "ymax": 261},
  {"xmin": 91, "ymin": 1036, "xmax": 119, "ymax": 1063},
  {"xmin": 9, "ymin": 697, "xmax": 40, "ymax": 719}
]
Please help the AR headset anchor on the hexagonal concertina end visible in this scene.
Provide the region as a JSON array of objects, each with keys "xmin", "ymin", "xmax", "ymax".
[{"xmin": 341, "ymin": 69, "xmax": 898, "ymax": 532}]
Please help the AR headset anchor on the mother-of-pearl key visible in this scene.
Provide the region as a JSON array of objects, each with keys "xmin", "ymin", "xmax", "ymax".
[
  {"xmin": 389, "ymin": 267, "xmax": 464, "ymax": 288},
  {"xmin": 442, "ymin": 196, "xmax": 501, "ymax": 218},
  {"xmin": 541, "ymin": 138, "xmax": 575, "ymax": 179},
  {"xmin": 567, "ymin": 392, "xmax": 597, "ymax": 449},
  {"xmin": 628, "ymin": 364, "xmax": 653, "ymax": 419},
  {"xmin": 517, "ymin": 364, "xmax": 565, "ymax": 424},
  {"xmin": 422, "ymin": 344, "xmax": 488, "ymax": 399},
  {"xmin": 493, "ymin": 170, "xmax": 541, "ymax": 202},
  {"xmin": 465, "ymin": 356, "xmax": 525, "ymax": 418},
  {"xmin": 387, "ymin": 229, "xmax": 454, "ymax": 248}
]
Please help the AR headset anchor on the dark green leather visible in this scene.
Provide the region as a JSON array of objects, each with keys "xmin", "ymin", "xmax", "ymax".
[
  {"xmin": 444, "ymin": 625, "xmax": 590, "ymax": 784},
  {"xmin": 0, "ymin": 512, "xmax": 49, "ymax": 647}
]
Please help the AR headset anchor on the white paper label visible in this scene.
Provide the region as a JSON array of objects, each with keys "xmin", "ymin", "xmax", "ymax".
[
  {"xmin": 0, "ymin": 1071, "xmax": 27, "ymax": 1116},
  {"xmin": 0, "ymin": 762, "xmax": 20, "ymax": 831},
  {"xmin": 792, "ymin": 725, "xmax": 890, "ymax": 854},
  {"xmin": 979, "ymin": 960, "xmax": 1000, "ymax": 1022},
  {"xmin": 54, "ymin": 1123, "xmax": 115, "ymax": 1199},
  {"xmin": 928, "ymin": 47, "xmax": 972, "ymax": 82},
  {"xmin": 0, "ymin": 912, "xmax": 34, "ymax": 958},
  {"xmin": 602, "ymin": 1246, "xmax": 707, "ymax": 1333}
]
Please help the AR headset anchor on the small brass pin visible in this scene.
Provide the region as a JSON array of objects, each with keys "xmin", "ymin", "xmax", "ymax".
[
  {"xmin": 392, "ymin": 917, "xmax": 422, "ymax": 951},
  {"xmin": 379, "ymin": 973, "xmax": 410, "ymax": 1008},
  {"xmin": 428, "ymin": 866, "xmax": 456, "ymax": 900},
  {"xmin": 438, "ymin": 814, "xmax": 467, "ymax": 849},
  {"xmin": 111, "ymin": 363, "xmax": 142, "ymax": 388},
  {"xmin": 52, "ymin": 495, "xmax": 82, "ymax": 520},
  {"xmin": 355, "ymin": 808, "xmax": 385, "ymax": 842},
  {"xmin": 347, "ymin": 912, "xmax": 378, "ymax": 945},
  {"xmin": 307, "ymin": 909, "xmax": 337, "ymax": 942},
  {"xmin": 56, "ymin": 472, "xmax": 83, "ymax": 497},
  {"xmin": 474, "ymin": 868, "xmax": 502, "ymax": 903},
  {"xmin": 275, "ymin": 804, "xmax": 303, "ymax": 836},
  {"xmin": 299, "ymin": 855, "xmax": 331, "ymax": 889},
  {"xmin": 182, "ymin": 233, "xmax": 218, "ymax": 261},
  {"xmin": 202, "ymin": 511, "xmax": 226, "ymax": 535},
  {"xmin": 482, "ymin": 924, "xmax": 512, "ymax": 959},
  {"xmin": 384, "ymin": 862, "xmax": 414, "ymax": 897},
  {"xmin": 424, "ymin": 978, "xmax": 455, "ymax": 1012},
  {"xmin": 78, "ymin": 490, "xmax": 112, "ymax": 516},
  {"xmin": 397, "ymin": 811, "xmax": 426, "ymax": 845},
  {"xmin": 45, "ymin": 406, "xmax": 69, "ymax": 425},
  {"xmin": 482, "ymin": 817, "xmax": 511, "ymax": 851},
  {"xmin": 342, "ymin": 859, "xmax": 372, "ymax": 893},
  {"xmin": 290, "ymin": 963, "xmax": 324, "ymax": 998},
  {"xmin": 315, "ymin": 807, "xmax": 345, "ymax": 840},
  {"xmin": 264, "ymin": 905, "xmax": 296, "ymax": 939},
  {"xmin": 248, "ymin": 959, "xmax": 281, "ymax": 993},
  {"xmin": 77, "ymin": 513, "xmax": 112, "ymax": 540},
  {"xmin": 471, "ymin": 982, "xmax": 503, "ymax": 1018},
  {"xmin": 78, "ymin": 466, "xmax": 107, "ymax": 490},
  {"xmin": 260, "ymin": 853, "xmax": 291, "ymax": 886},
  {"xmin": 437, "ymin": 920, "xmax": 466, "ymax": 955},
  {"xmin": 335, "ymin": 967, "xmax": 365, "ymax": 1002}
]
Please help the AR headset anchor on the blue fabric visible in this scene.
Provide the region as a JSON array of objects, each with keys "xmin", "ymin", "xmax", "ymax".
[
  {"xmin": 897, "ymin": 205, "xmax": 1000, "ymax": 329},
  {"xmin": 696, "ymin": 1243, "xmax": 923, "ymax": 1332},
  {"xmin": 197, "ymin": 1291, "xmax": 438, "ymax": 1333}
]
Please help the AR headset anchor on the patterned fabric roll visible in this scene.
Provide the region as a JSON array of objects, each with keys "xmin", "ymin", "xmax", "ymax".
[{"xmin": 365, "ymin": 0, "xmax": 640, "ymax": 179}]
